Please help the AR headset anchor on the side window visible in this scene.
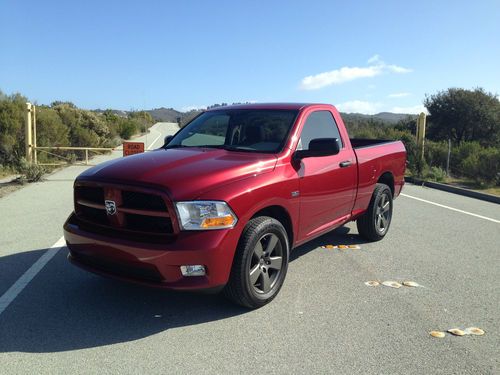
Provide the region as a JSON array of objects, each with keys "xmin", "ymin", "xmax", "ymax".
[{"xmin": 298, "ymin": 111, "xmax": 343, "ymax": 150}]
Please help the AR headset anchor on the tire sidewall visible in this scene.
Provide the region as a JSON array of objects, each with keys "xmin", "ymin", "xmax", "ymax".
[
  {"xmin": 242, "ymin": 218, "xmax": 289, "ymax": 303},
  {"xmin": 372, "ymin": 186, "xmax": 393, "ymax": 236}
]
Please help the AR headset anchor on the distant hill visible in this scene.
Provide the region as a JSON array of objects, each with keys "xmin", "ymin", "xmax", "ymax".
[
  {"xmin": 96, "ymin": 106, "xmax": 417, "ymax": 126},
  {"xmin": 146, "ymin": 107, "xmax": 183, "ymax": 122},
  {"xmin": 93, "ymin": 109, "xmax": 128, "ymax": 117},
  {"xmin": 341, "ymin": 112, "xmax": 416, "ymax": 124}
]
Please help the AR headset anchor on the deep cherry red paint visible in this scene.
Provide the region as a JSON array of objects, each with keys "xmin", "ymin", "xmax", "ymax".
[{"xmin": 64, "ymin": 103, "xmax": 406, "ymax": 290}]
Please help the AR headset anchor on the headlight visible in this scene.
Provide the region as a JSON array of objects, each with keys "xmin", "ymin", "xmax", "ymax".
[{"xmin": 175, "ymin": 201, "xmax": 238, "ymax": 230}]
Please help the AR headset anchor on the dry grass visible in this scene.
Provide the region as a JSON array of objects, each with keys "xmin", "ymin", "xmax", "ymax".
[
  {"xmin": 444, "ymin": 177, "xmax": 500, "ymax": 197},
  {"xmin": 480, "ymin": 187, "xmax": 500, "ymax": 196},
  {"xmin": 0, "ymin": 181, "xmax": 24, "ymax": 199}
]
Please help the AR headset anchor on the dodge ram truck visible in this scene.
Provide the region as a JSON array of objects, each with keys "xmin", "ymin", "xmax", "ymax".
[{"xmin": 64, "ymin": 103, "xmax": 407, "ymax": 308}]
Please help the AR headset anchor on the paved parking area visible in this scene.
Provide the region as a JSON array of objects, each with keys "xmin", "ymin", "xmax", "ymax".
[{"xmin": 0, "ymin": 128, "xmax": 498, "ymax": 374}]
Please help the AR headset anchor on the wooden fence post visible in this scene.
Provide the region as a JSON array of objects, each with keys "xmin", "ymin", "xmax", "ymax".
[
  {"xmin": 32, "ymin": 105, "xmax": 37, "ymax": 164},
  {"xmin": 416, "ymin": 112, "xmax": 426, "ymax": 164},
  {"xmin": 25, "ymin": 102, "xmax": 33, "ymax": 163}
]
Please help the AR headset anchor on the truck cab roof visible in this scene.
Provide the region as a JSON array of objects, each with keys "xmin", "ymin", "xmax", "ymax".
[{"xmin": 206, "ymin": 103, "xmax": 332, "ymax": 111}]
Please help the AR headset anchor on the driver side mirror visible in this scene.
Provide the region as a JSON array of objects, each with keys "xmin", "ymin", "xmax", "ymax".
[
  {"xmin": 293, "ymin": 138, "xmax": 340, "ymax": 160},
  {"xmin": 163, "ymin": 135, "xmax": 173, "ymax": 147}
]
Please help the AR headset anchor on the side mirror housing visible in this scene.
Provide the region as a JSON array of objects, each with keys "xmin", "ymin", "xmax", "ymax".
[
  {"xmin": 294, "ymin": 138, "xmax": 340, "ymax": 160},
  {"xmin": 163, "ymin": 135, "xmax": 173, "ymax": 146}
]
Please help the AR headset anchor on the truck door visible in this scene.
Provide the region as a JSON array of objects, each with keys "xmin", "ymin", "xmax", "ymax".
[{"xmin": 296, "ymin": 110, "xmax": 357, "ymax": 239}]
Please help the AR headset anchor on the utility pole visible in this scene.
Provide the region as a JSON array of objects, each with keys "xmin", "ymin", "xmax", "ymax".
[
  {"xmin": 446, "ymin": 139, "xmax": 451, "ymax": 176},
  {"xmin": 25, "ymin": 102, "xmax": 33, "ymax": 163}
]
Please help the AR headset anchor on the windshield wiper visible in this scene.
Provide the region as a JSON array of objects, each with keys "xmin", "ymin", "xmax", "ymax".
[
  {"xmin": 198, "ymin": 145, "xmax": 255, "ymax": 152},
  {"xmin": 166, "ymin": 144, "xmax": 257, "ymax": 152},
  {"xmin": 164, "ymin": 144, "xmax": 188, "ymax": 149}
]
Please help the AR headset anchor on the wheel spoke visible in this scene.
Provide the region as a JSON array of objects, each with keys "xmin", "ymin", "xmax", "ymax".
[
  {"xmin": 268, "ymin": 256, "xmax": 282, "ymax": 270},
  {"xmin": 376, "ymin": 215, "xmax": 382, "ymax": 229},
  {"xmin": 382, "ymin": 201, "xmax": 390, "ymax": 213},
  {"xmin": 261, "ymin": 271, "xmax": 271, "ymax": 293},
  {"xmin": 249, "ymin": 264, "xmax": 261, "ymax": 285},
  {"xmin": 381, "ymin": 216, "xmax": 388, "ymax": 228},
  {"xmin": 254, "ymin": 241, "xmax": 264, "ymax": 258},
  {"xmin": 265, "ymin": 234, "xmax": 279, "ymax": 255},
  {"xmin": 380, "ymin": 194, "xmax": 386, "ymax": 208}
]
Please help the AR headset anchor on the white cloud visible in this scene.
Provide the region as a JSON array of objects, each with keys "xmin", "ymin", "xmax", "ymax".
[
  {"xmin": 300, "ymin": 66, "xmax": 382, "ymax": 90},
  {"xmin": 386, "ymin": 65, "xmax": 413, "ymax": 74},
  {"xmin": 388, "ymin": 92, "xmax": 411, "ymax": 98},
  {"xmin": 336, "ymin": 100, "xmax": 382, "ymax": 115},
  {"xmin": 390, "ymin": 105, "xmax": 428, "ymax": 114},
  {"xmin": 300, "ymin": 55, "xmax": 412, "ymax": 90},
  {"xmin": 367, "ymin": 54, "xmax": 381, "ymax": 64}
]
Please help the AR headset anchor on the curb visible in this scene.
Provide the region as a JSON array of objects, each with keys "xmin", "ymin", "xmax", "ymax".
[{"xmin": 404, "ymin": 177, "xmax": 500, "ymax": 205}]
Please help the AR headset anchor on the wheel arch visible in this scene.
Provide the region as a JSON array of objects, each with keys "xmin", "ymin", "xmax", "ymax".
[
  {"xmin": 377, "ymin": 172, "xmax": 395, "ymax": 197},
  {"xmin": 250, "ymin": 205, "xmax": 294, "ymax": 247}
]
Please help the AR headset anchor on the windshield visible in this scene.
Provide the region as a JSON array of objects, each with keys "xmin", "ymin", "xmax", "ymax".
[{"xmin": 166, "ymin": 109, "xmax": 298, "ymax": 153}]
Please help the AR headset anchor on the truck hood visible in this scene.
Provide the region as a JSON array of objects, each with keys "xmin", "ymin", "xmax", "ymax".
[{"xmin": 77, "ymin": 148, "xmax": 278, "ymax": 200}]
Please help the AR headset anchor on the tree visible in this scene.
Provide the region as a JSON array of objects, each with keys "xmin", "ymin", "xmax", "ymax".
[
  {"xmin": 0, "ymin": 92, "xmax": 27, "ymax": 165},
  {"xmin": 424, "ymin": 88, "xmax": 500, "ymax": 146},
  {"xmin": 36, "ymin": 107, "xmax": 69, "ymax": 147}
]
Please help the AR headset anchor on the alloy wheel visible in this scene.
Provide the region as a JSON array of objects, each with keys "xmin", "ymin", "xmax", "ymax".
[
  {"xmin": 375, "ymin": 192, "xmax": 391, "ymax": 233},
  {"xmin": 248, "ymin": 233, "xmax": 283, "ymax": 294}
]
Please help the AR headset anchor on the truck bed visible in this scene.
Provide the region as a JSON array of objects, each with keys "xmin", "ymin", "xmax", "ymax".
[
  {"xmin": 349, "ymin": 138, "xmax": 398, "ymax": 149},
  {"xmin": 350, "ymin": 138, "xmax": 407, "ymax": 216}
]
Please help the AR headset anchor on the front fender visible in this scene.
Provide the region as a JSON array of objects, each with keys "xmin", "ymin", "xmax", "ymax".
[{"xmin": 196, "ymin": 168, "xmax": 300, "ymax": 247}]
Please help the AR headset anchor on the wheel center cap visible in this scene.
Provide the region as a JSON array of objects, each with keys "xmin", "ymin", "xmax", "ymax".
[{"xmin": 260, "ymin": 258, "xmax": 265, "ymax": 265}]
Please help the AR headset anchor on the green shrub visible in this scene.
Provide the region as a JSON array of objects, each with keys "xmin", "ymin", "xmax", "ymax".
[
  {"xmin": 118, "ymin": 120, "xmax": 138, "ymax": 140},
  {"xmin": 425, "ymin": 140, "xmax": 449, "ymax": 170},
  {"xmin": 17, "ymin": 158, "xmax": 46, "ymax": 183},
  {"xmin": 460, "ymin": 147, "xmax": 500, "ymax": 186},
  {"xmin": 450, "ymin": 142, "xmax": 482, "ymax": 173},
  {"xmin": 423, "ymin": 166, "xmax": 447, "ymax": 182}
]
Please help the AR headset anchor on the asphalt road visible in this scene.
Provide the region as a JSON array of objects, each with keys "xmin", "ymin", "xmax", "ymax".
[{"xmin": 0, "ymin": 127, "xmax": 498, "ymax": 374}]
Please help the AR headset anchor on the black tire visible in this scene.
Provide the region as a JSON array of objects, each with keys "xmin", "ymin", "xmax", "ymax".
[
  {"xmin": 356, "ymin": 183, "xmax": 393, "ymax": 241},
  {"xmin": 224, "ymin": 216, "xmax": 289, "ymax": 309}
]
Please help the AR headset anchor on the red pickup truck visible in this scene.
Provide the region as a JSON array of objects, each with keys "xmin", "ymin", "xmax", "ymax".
[{"xmin": 64, "ymin": 103, "xmax": 406, "ymax": 308}]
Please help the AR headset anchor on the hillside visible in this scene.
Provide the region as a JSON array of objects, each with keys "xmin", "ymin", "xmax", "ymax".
[
  {"xmin": 95, "ymin": 106, "xmax": 417, "ymax": 125},
  {"xmin": 341, "ymin": 112, "xmax": 416, "ymax": 124},
  {"xmin": 146, "ymin": 107, "xmax": 183, "ymax": 122}
]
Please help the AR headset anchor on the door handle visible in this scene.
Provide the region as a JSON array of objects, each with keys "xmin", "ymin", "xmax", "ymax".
[{"xmin": 339, "ymin": 160, "xmax": 352, "ymax": 168}]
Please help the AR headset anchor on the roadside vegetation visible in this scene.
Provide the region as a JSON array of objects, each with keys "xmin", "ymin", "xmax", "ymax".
[
  {"xmin": 343, "ymin": 88, "xmax": 500, "ymax": 190},
  {"xmin": 1, "ymin": 87, "xmax": 498, "ymax": 190},
  {"xmin": 0, "ymin": 90, "xmax": 154, "ymax": 179}
]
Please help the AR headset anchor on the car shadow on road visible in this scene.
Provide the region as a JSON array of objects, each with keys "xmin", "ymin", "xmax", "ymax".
[
  {"xmin": 290, "ymin": 226, "xmax": 370, "ymax": 261},
  {"xmin": 0, "ymin": 226, "xmax": 368, "ymax": 353}
]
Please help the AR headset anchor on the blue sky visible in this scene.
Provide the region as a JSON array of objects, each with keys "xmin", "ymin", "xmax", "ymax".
[{"xmin": 1, "ymin": 0, "xmax": 499, "ymax": 114}]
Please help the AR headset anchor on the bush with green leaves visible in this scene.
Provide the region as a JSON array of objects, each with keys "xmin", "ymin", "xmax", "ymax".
[
  {"xmin": 459, "ymin": 146, "xmax": 500, "ymax": 186},
  {"xmin": 118, "ymin": 120, "xmax": 138, "ymax": 140},
  {"xmin": 424, "ymin": 140, "xmax": 449, "ymax": 170},
  {"xmin": 17, "ymin": 158, "xmax": 45, "ymax": 183},
  {"xmin": 423, "ymin": 166, "xmax": 447, "ymax": 182}
]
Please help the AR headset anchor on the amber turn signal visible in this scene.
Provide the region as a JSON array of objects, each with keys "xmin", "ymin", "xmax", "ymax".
[{"xmin": 201, "ymin": 215, "xmax": 236, "ymax": 228}]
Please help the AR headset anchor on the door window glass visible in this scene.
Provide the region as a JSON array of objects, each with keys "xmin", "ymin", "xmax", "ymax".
[{"xmin": 298, "ymin": 111, "xmax": 343, "ymax": 150}]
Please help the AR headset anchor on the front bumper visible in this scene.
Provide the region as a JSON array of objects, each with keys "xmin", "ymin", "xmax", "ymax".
[{"xmin": 63, "ymin": 213, "xmax": 241, "ymax": 290}]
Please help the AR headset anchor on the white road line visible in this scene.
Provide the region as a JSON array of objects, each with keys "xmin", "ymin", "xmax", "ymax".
[
  {"xmin": 147, "ymin": 128, "xmax": 163, "ymax": 150},
  {"xmin": 0, "ymin": 236, "xmax": 65, "ymax": 317},
  {"xmin": 401, "ymin": 193, "xmax": 500, "ymax": 224}
]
